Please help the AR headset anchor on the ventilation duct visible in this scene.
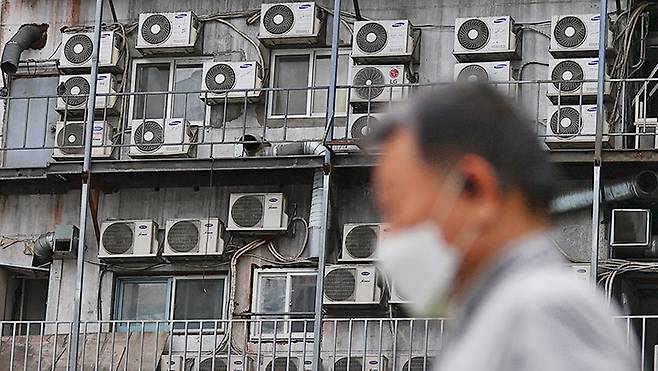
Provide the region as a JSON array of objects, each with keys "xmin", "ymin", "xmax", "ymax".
[
  {"xmin": 1, "ymin": 24, "xmax": 48, "ymax": 75},
  {"xmin": 307, "ymin": 168, "xmax": 324, "ymax": 258},
  {"xmin": 551, "ymin": 171, "xmax": 658, "ymax": 214},
  {"xmin": 272, "ymin": 141, "xmax": 326, "ymax": 156},
  {"xmin": 237, "ymin": 134, "xmax": 270, "ymax": 156},
  {"xmin": 33, "ymin": 231, "xmax": 54, "ymax": 266}
]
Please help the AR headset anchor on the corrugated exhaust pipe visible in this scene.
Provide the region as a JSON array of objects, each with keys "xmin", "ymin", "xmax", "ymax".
[
  {"xmin": 551, "ymin": 170, "xmax": 658, "ymax": 214},
  {"xmin": 272, "ymin": 141, "xmax": 326, "ymax": 156},
  {"xmin": 235, "ymin": 134, "xmax": 271, "ymax": 156},
  {"xmin": 1, "ymin": 24, "xmax": 49, "ymax": 75},
  {"xmin": 33, "ymin": 231, "xmax": 54, "ymax": 266}
]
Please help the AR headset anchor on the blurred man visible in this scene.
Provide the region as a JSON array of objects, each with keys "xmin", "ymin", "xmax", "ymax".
[{"xmin": 373, "ymin": 83, "xmax": 637, "ymax": 371}]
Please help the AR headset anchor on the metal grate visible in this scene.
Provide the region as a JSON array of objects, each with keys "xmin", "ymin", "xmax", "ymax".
[
  {"xmin": 356, "ymin": 22, "xmax": 388, "ymax": 53},
  {"xmin": 354, "ymin": 67, "xmax": 385, "ymax": 100},
  {"xmin": 231, "ymin": 195, "xmax": 264, "ymax": 228},
  {"xmin": 206, "ymin": 64, "xmax": 237, "ymax": 91},
  {"xmin": 134, "ymin": 121, "xmax": 164, "ymax": 153},
  {"xmin": 141, "ymin": 14, "xmax": 172, "ymax": 44},
  {"xmin": 325, "ymin": 268, "xmax": 356, "ymax": 302},
  {"xmin": 56, "ymin": 123, "xmax": 85, "ymax": 155},
  {"xmin": 550, "ymin": 107, "xmax": 582, "ymax": 138},
  {"xmin": 551, "ymin": 60, "xmax": 584, "ymax": 92},
  {"xmin": 553, "ymin": 16, "xmax": 587, "ymax": 48},
  {"xmin": 63, "ymin": 34, "xmax": 93, "ymax": 64},
  {"xmin": 61, "ymin": 76, "xmax": 90, "ymax": 107},
  {"xmin": 263, "ymin": 5, "xmax": 295, "ymax": 35},
  {"xmin": 167, "ymin": 220, "xmax": 199, "ymax": 253},
  {"xmin": 457, "ymin": 19, "xmax": 490, "ymax": 50},
  {"xmin": 102, "ymin": 223, "xmax": 133, "ymax": 255},
  {"xmin": 345, "ymin": 225, "xmax": 378, "ymax": 259}
]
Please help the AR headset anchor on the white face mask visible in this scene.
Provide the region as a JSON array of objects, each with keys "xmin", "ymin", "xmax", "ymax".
[
  {"xmin": 376, "ymin": 172, "xmax": 472, "ymax": 317},
  {"xmin": 378, "ymin": 223, "xmax": 459, "ymax": 316}
]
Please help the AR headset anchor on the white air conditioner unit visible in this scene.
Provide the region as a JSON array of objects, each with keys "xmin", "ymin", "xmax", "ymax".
[
  {"xmin": 161, "ymin": 355, "xmax": 252, "ymax": 371},
  {"xmin": 545, "ymin": 104, "xmax": 609, "ymax": 148},
  {"xmin": 453, "ymin": 16, "xmax": 519, "ymax": 62},
  {"xmin": 340, "ymin": 223, "xmax": 388, "ymax": 262},
  {"xmin": 550, "ymin": 14, "xmax": 612, "ymax": 58},
  {"xmin": 258, "ymin": 2, "xmax": 322, "ymax": 46},
  {"xmin": 399, "ymin": 356, "xmax": 435, "ymax": 371},
  {"xmin": 164, "ymin": 218, "xmax": 224, "ymax": 258},
  {"xmin": 129, "ymin": 118, "xmax": 195, "ymax": 158},
  {"xmin": 547, "ymin": 58, "xmax": 610, "ymax": 103},
  {"xmin": 453, "ymin": 61, "xmax": 515, "ymax": 95},
  {"xmin": 99, "ymin": 219, "xmax": 159, "ymax": 259},
  {"xmin": 201, "ymin": 61, "xmax": 262, "ymax": 104},
  {"xmin": 350, "ymin": 65, "xmax": 406, "ymax": 105},
  {"xmin": 227, "ymin": 193, "xmax": 289, "ymax": 232},
  {"xmin": 59, "ymin": 31, "xmax": 121, "ymax": 72},
  {"xmin": 52, "ymin": 121, "xmax": 114, "ymax": 160},
  {"xmin": 137, "ymin": 11, "xmax": 200, "ymax": 54},
  {"xmin": 56, "ymin": 74, "xmax": 118, "ymax": 116},
  {"xmin": 333, "ymin": 356, "xmax": 387, "ymax": 371},
  {"xmin": 343, "ymin": 113, "xmax": 386, "ymax": 142},
  {"xmin": 323, "ymin": 265, "xmax": 382, "ymax": 305},
  {"xmin": 261, "ymin": 356, "xmax": 314, "ymax": 371},
  {"xmin": 351, "ymin": 20, "xmax": 414, "ymax": 63}
]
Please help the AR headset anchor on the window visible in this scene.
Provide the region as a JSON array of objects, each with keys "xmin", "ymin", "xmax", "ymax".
[
  {"xmin": 115, "ymin": 276, "xmax": 226, "ymax": 331},
  {"xmin": 252, "ymin": 269, "xmax": 317, "ymax": 338},
  {"xmin": 268, "ymin": 49, "xmax": 350, "ymax": 118},
  {"xmin": 130, "ymin": 58, "xmax": 210, "ymax": 124}
]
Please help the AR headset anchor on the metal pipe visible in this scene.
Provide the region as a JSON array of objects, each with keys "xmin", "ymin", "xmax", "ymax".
[
  {"xmin": 312, "ymin": 0, "xmax": 341, "ymax": 367},
  {"xmin": 1, "ymin": 24, "xmax": 48, "ymax": 75},
  {"xmin": 68, "ymin": 0, "xmax": 104, "ymax": 369},
  {"xmin": 352, "ymin": 0, "xmax": 363, "ymax": 21},
  {"xmin": 592, "ymin": 0, "xmax": 609, "ymax": 281},
  {"xmin": 551, "ymin": 170, "xmax": 658, "ymax": 213}
]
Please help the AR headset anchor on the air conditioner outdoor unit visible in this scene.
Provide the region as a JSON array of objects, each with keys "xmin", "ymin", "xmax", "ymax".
[
  {"xmin": 258, "ymin": 2, "xmax": 322, "ymax": 46},
  {"xmin": 453, "ymin": 61, "xmax": 515, "ymax": 95},
  {"xmin": 201, "ymin": 61, "xmax": 262, "ymax": 104},
  {"xmin": 399, "ymin": 356, "xmax": 434, "ymax": 371},
  {"xmin": 160, "ymin": 355, "xmax": 252, "ymax": 371},
  {"xmin": 343, "ymin": 113, "xmax": 386, "ymax": 142},
  {"xmin": 550, "ymin": 14, "xmax": 612, "ymax": 58},
  {"xmin": 59, "ymin": 31, "xmax": 121, "ymax": 72},
  {"xmin": 129, "ymin": 118, "xmax": 195, "ymax": 158},
  {"xmin": 349, "ymin": 65, "xmax": 406, "ymax": 105},
  {"xmin": 333, "ymin": 356, "xmax": 387, "ymax": 371},
  {"xmin": 52, "ymin": 121, "xmax": 114, "ymax": 160},
  {"xmin": 547, "ymin": 58, "xmax": 610, "ymax": 103},
  {"xmin": 340, "ymin": 223, "xmax": 388, "ymax": 262},
  {"xmin": 453, "ymin": 16, "xmax": 519, "ymax": 62},
  {"xmin": 323, "ymin": 265, "xmax": 382, "ymax": 305},
  {"xmin": 56, "ymin": 74, "xmax": 118, "ymax": 116},
  {"xmin": 351, "ymin": 20, "xmax": 414, "ymax": 63},
  {"xmin": 545, "ymin": 104, "xmax": 609, "ymax": 149},
  {"xmin": 261, "ymin": 356, "xmax": 314, "ymax": 371},
  {"xmin": 99, "ymin": 219, "xmax": 159, "ymax": 259},
  {"xmin": 163, "ymin": 218, "xmax": 224, "ymax": 258},
  {"xmin": 137, "ymin": 11, "xmax": 200, "ymax": 55},
  {"xmin": 227, "ymin": 193, "xmax": 289, "ymax": 232}
]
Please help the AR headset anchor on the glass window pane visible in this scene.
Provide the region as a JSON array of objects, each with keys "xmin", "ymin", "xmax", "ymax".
[
  {"xmin": 118, "ymin": 280, "xmax": 169, "ymax": 321},
  {"xmin": 312, "ymin": 54, "xmax": 349, "ymax": 115},
  {"xmin": 172, "ymin": 64, "xmax": 205, "ymax": 122},
  {"xmin": 257, "ymin": 275, "xmax": 286, "ymax": 335},
  {"xmin": 272, "ymin": 55, "xmax": 309, "ymax": 116},
  {"xmin": 173, "ymin": 279, "xmax": 225, "ymax": 330},
  {"xmin": 133, "ymin": 63, "xmax": 170, "ymax": 119},
  {"xmin": 289, "ymin": 274, "xmax": 316, "ymax": 333}
]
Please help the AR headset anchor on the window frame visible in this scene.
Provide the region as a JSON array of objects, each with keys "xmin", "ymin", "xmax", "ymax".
[
  {"xmin": 267, "ymin": 48, "xmax": 351, "ymax": 119},
  {"xmin": 129, "ymin": 56, "xmax": 213, "ymax": 127},
  {"xmin": 114, "ymin": 275, "xmax": 228, "ymax": 333},
  {"xmin": 251, "ymin": 268, "xmax": 317, "ymax": 339}
]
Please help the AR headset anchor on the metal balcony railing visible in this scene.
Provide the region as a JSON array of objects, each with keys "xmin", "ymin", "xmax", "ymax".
[
  {"xmin": 0, "ymin": 78, "xmax": 657, "ymax": 169},
  {"xmin": 0, "ymin": 316, "xmax": 654, "ymax": 371}
]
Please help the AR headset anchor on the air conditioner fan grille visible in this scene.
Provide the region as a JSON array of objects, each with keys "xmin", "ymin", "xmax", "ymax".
[
  {"xmin": 457, "ymin": 64, "xmax": 489, "ymax": 82},
  {"xmin": 457, "ymin": 19, "xmax": 490, "ymax": 50},
  {"xmin": 334, "ymin": 358, "xmax": 363, "ymax": 371},
  {"xmin": 553, "ymin": 16, "xmax": 587, "ymax": 48},
  {"xmin": 403, "ymin": 357, "xmax": 432, "ymax": 371},
  {"xmin": 345, "ymin": 225, "xmax": 378, "ymax": 258},
  {"xmin": 550, "ymin": 107, "xmax": 582, "ymax": 138},
  {"xmin": 57, "ymin": 123, "xmax": 85, "ymax": 155},
  {"xmin": 60, "ymin": 76, "xmax": 91, "ymax": 106},
  {"xmin": 102, "ymin": 223, "xmax": 133, "ymax": 255},
  {"xmin": 134, "ymin": 121, "xmax": 164, "ymax": 153},
  {"xmin": 263, "ymin": 5, "xmax": 295, "ymax": 35},
  {"xmin": 168, "ymin": 220, "xmax": 199, "ymax": 253},
  {"xmin": 356, "ymin": 22, "xmax": 388, "ymax": 53},
  {"xmin": 206, "ymin": 64, "xmax": 237, "ymax": 91},
  {"xmin": 141, "ymin": 14, "xmax": 172, "ymax": 45},
  {"xmin": 325, "ymin": 268, "xmax": 356, "ymax": 301},
  {"xmin": 266, "ymin": 357, "xmax": 298, "ymax": 371},
  {"xmin": 64, "ymin": 34, "xmax": 93, "ymax": 65},
  {"xmin": 351, "ymin": 116, "xmax": 380, "ymax": 140},
  {"xmin": 231, "ymin": 195, "xmax": 264, "ymax": 228},
  {"xmin": 354, "ymin": 67, "xmax": 386, "ymax": 100},
  {"xmin": 199, "ymin": 357, "xmax": 228, "ymax": 371},
  {"xmin": 551, "ymin": 60, "xmax": 584, "ymax": 92}
]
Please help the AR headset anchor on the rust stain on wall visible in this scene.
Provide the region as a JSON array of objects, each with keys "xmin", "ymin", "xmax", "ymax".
[
  {"xmin": 0, "ymin": 0, "xmax": 10, "ymax": 45},
  {"xmin": 67, "ymin": 0, "xmax": 82, "ymax": 26},
  {"xmin": 54, "ymin": 194, "xmax": 62, "ymax": 224}
]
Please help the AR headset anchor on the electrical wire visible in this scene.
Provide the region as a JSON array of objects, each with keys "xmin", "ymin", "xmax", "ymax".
[{"xmin": 204, "ymin": 18, "xmax": 265, "ymax": 70}]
